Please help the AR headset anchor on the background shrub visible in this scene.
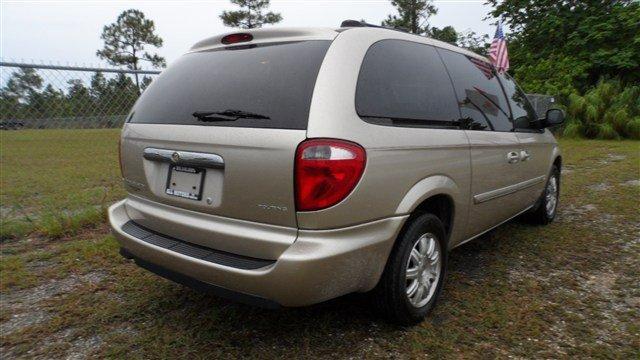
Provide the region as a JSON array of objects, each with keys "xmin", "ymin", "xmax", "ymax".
[{"xmin": 562, "ymin": 79, "xmax": 640, "ymax": 139}]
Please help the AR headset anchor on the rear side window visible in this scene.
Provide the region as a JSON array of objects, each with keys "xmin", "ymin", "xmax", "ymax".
[
  {"xmin": 437, "ymin": 49, "xmax": 513, "ymax": 132},
  {"xmin": 498, "ymin": 73, "xmax": 538, "ymax": 130},
  {"xmin": 129, "ymin": 41, "xmax": 331, "ymax": 129},
  {"xmin": 355, "ymin": 40, "xmax": 460, "ymax": 127}
]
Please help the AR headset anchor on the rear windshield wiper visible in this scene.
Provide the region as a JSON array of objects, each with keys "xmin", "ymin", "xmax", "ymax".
[{"xmin": 192, "ymin": 109, "xmax": 270, "ymax": 122}]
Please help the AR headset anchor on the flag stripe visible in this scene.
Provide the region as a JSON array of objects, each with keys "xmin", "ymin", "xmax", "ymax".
[
  {"xmin": 489, "ymin": 23, "xmax": 509, "ymax": 73},
  {"xmin": 468, "ymin": 56, "xmax": 494, "ymax": 79}
]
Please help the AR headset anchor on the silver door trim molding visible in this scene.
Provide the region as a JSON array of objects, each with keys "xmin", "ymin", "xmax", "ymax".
[
  {"xmin": 473, "ymin": 175, "xmax": 545, "ymax": 204},
  {"xmin": 143, "ymin": 148, "xmax": 225, "ymax": 169}
]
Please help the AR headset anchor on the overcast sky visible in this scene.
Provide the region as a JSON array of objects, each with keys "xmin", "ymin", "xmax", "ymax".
[{"xmin": 1, "ymin": 0, "xmax": 496, "ymax": 69}]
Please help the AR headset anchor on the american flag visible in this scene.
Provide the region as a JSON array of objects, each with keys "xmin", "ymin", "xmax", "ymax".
[{"xmin": 488, "ymin": 22, "xmax": 509, "ymax": 73}]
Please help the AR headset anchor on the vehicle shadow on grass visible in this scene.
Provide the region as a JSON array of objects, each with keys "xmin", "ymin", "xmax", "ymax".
[{"xmin": 123, "ymin": 223, "xmax": 524, "ymax": 356}]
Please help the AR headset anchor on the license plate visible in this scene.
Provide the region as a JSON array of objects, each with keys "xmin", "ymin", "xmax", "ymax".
[{"xmin": 165, "ymin": 165, "xmax": 205, "ymax": 200}]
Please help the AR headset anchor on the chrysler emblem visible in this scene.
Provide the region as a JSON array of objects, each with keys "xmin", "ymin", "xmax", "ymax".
[{"xmin": 171, "ymin": 152, "xmax": 180, "ymax": 163}]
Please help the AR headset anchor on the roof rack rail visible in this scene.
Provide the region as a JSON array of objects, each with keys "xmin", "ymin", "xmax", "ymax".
[{"xmin": 340, "ymin": 20, "xmax": 408, "ymax": 33}]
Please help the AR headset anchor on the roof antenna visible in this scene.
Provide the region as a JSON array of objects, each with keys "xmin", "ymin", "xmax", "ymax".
[{"xmin": 340, "ymin": 20, "xmax": 365, "ymax": 27}]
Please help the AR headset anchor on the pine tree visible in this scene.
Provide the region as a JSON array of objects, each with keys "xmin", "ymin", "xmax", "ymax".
[
  {"xmin": 220, "ymin": 0, "xmax": 282, "ymax": 29},
  {"xmin": 382, "ymin": 0, "xmax": 437, "ymax": 35},
  {"xmin": 430, "ymin": 26, "xmax": 458, "ymax": 44},
  {"xmin": 96, "ymin": 9, "xmax": 165, "ymax": 92},
  {"xmin": 1, "ymin": 68, "xmax": 43, "ymax": 102}
]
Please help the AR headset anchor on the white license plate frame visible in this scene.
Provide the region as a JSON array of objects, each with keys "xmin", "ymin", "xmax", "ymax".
[{"xmin": 165, "ymin": 165, "xmax": 205, "ymax": 201}]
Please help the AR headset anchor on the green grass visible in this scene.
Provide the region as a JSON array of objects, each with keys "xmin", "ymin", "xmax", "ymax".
[
  {"xmin": 0, "ymin": 130, "xmax": 638, "ymax": 358},
  {"xmin": 0, "ymin": 129, "xmax": 122, "ymax": 239}
]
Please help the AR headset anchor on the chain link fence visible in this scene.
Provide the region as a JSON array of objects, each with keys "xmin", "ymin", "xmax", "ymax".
[
  {"xmin": 1, "ymin": 61, "xmax": 559, "ymax": 130},
  {"xmin": 0, "ymin": 62, "xmax": 161, "ymax": 129}
]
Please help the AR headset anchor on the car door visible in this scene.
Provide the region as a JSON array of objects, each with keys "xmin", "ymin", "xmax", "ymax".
[
  {"xmin": 498, "ymin": 73, "xmax": 554, "ymax": 206},
  {"xmin": 437, "ymin": 49, "xmax": 531, "ymax": 239}
]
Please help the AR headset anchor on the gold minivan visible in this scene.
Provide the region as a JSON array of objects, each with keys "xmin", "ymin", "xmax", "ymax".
[{"xmin": 109, "ymin": 22, "xmax": 564, "ymax": 325}]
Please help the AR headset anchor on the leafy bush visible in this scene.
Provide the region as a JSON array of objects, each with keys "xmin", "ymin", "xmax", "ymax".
[
  {"xmin": 514, "ymin": 56, "xmax": 589, "ymax": 102},
  {"xmin": 562, "ymin": 79, "xmax": 640, "ymax": 139},
  {"xmin": 491, "ymin": 1, "xmax": 640, "ymax": 96}
]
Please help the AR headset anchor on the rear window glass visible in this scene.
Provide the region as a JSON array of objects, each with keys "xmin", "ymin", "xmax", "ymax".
[
  {"xmin": 129, "ymin": 41, "xmax": 331, "ymax": 129},
  {"xmin": 355, "ymin": 40, "xmax": 460, "ymax": 127}
]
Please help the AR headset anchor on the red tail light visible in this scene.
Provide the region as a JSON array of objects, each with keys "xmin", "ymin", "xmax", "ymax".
[{"xmin": 295, "ymin": 139, "xmax": 366, "ymax": 211}]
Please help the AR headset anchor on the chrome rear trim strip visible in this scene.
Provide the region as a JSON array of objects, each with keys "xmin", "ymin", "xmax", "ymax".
[{"xmin": 143, "ymin": 148, "xmax": 225, "ymax": 169}]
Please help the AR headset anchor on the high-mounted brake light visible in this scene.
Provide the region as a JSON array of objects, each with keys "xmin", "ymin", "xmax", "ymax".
[
  {"xmin": 221, "ymin": 33, "xmax": 253, "ymax": 45},
  {"xmin": 295, "ymin": 139, "xmax": 366, "ymax": 211}
]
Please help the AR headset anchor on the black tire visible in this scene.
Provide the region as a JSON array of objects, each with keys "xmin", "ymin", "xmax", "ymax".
[
  {"xmin": 372, "ymin": 213, "xmax": 447, "ymax": 326},
  {"xmin": 526, "ymin": 165, "xmax": 560, "ymax": 225}
]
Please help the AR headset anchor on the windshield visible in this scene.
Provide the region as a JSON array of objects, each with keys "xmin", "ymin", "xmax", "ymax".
[{"xmin": 129, "ymin": 41, "xmax": 331, "ymax": 130}]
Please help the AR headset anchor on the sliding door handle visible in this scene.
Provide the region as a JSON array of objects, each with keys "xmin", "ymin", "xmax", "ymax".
[{"xmin": 507, "ymin": 151, "xmax": 520, "ymax": 164}]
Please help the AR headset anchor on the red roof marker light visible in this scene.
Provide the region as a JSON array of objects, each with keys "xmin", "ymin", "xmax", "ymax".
[{"xmin": 221, "ymin": 33, "xmax": 253, "ymax": 45}]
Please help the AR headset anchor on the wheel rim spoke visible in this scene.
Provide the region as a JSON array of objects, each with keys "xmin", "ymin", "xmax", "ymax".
[
  {"xmin": 413, "ymin": 284, "xmax": 425, "ymax": 304},
  {"xmin": 410, "ymin": 248, "xmax": 422, "ymax": 264},
  {"xmin": 418, "ymin": 235, "xmax": 428, "ymax": 256},
  {"xmin": 406, "ymin": 280, "xmax": 418, "ymax": 297},
  {"xmin": 406, "ymin": 267, "xmax": 419, "ymax": 279},
  {"xmin": 429, "ymin": 249, "xmax": 439, "ymax": 265},
  {"xmin": 426, "ymin": 237, "xmax": 435, "ymax": 258}
]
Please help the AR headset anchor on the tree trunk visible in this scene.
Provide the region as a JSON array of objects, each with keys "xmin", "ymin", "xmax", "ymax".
[
  {"xmin": 134, "ymin": 72, "xmax": 140, "ymax": 95},
  {"xmin": 411, "ymin": 1, "xmax": 417, "ymax": 34},
  {"xmin": 132, "ymin": 48, "xmax": 140, "ymax": 95}
]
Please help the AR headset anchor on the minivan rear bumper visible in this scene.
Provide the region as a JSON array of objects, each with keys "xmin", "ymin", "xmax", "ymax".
[{"xmin": 109, "ymin": 199, "xmax": 407, "ymax": 307}]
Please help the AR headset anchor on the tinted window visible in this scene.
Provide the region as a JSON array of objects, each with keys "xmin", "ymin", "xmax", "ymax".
[
  {"xmin": 437, "ymin": 49, "xmax": 513, "ymax": 131},
  {"xmin": 356, "ymin": 40, "xmax": 460, "ymax": 127},
  {"xmin": 498, "ymin": 73, "xmax": 538, "ymax": 130},
  {"xmin": 129, "ymin": 41, "xmax": 331, "ymax": 129}
]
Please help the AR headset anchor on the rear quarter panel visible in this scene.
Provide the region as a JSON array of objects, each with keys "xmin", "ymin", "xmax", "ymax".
[{"xmin": 302, "ymin": 28, "xmax": 472, "ymax": 245}]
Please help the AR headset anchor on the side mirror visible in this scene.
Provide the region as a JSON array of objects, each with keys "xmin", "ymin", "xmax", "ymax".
[
  {"xmin": 544, "ymin": 108, "xmax": 565, "ymax": 127},
  {"xmin": 513, "ymin": 116, "xmax": 531, "ymax": 129}
]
